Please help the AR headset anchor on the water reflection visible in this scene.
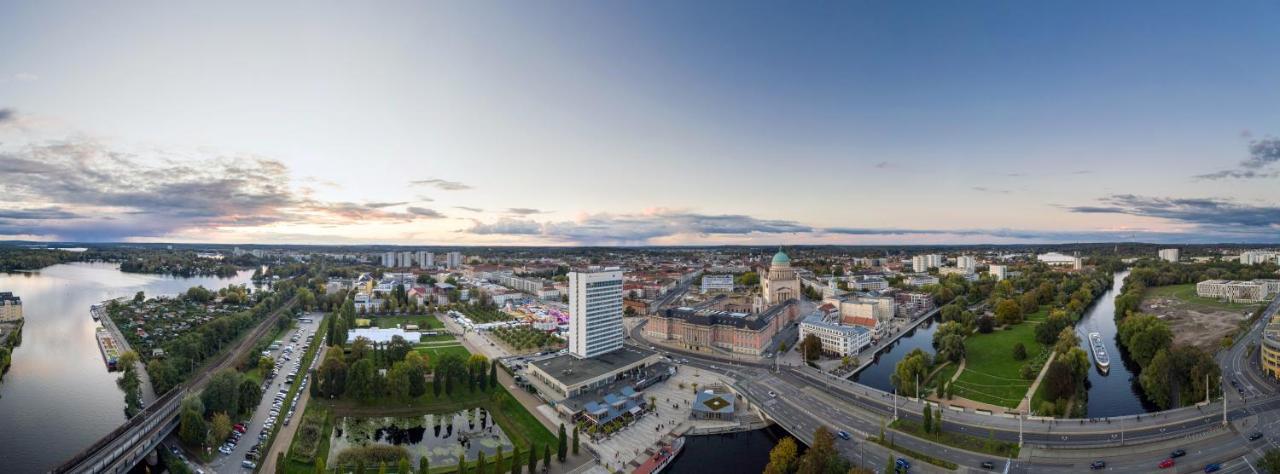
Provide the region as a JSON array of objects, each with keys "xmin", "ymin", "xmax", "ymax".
[{"xmin": 329, "ymin": 408, "xmax": 513, "ymax": 468}]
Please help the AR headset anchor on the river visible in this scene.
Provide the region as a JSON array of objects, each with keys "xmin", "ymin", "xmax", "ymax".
[
  {"xmin": 665, "ymin": 425, "xmax": 798, "ymax": 474},
  {"xmin": 851, "ymin": 270, "xmax": 1154, "ymax": 417},
  {"xmin": 0, "ymin": 262, "xmax": 255, "ymax": 474}
]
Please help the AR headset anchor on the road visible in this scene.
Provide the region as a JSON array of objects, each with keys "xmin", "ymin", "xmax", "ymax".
[
  {"xmin": 624, "ymin": 290, "xmax": 1280, "ymax": 472},
  {"xmin": 206, "ymin": 315, "xmax": 321, "ymax": 473}
]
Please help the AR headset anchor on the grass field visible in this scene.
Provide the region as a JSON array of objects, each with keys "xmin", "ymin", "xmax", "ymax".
[
  {"xmin": 414, "ymin": 344, "xmax": 472, "ymax": 368},
  {"xmin": 950, "ymin": 322, "xmax": 1042, "ymax": 408},
  {"xmin": 1144, "ymin": 283, "xmax": 1260, "ymax": 312}
]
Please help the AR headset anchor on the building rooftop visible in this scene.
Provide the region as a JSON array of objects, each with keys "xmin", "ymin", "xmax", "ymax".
[
  {"xmin": 659, "ymin": 299, "xmax": 796, "ymax": 330},
  {"xmin": 693, "ymin": 390, "xmax": 736, "ymax": 414},
  {"xmin": 529, "ymin": 345, "xmax": 657, "ymax": 388}
]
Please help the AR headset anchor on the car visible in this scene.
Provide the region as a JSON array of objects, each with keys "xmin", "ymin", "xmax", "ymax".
[
  {"xmin": 1158, "ymin": 458, "xmax": 1175, "ymax": 469},
  {"xmin": 980, "ymin": 461, "xmax": 995, "ymax": 470},
  {"xmin": 895, "ymin": 458, "xmax": 910, "ymax": 471},
  {"xmin": 1204, "ymin": 463, "xmax": 1221, "ymax": 473},
  {"xmin": 1171, "ymin": 449, "xmax": 1186, "ymax": 458},
  {"xmin": 1090, "ymin": 460, "xmax": 1107, "ymax": 470},
  {"xmin": 241, "ymin": 460, "xmax": 257, "ymax": 469},
  {"xmin": 709, "ymin": 365, "xmax": 718, "ymax": 370},
  {"xmin": 1250, "ymin": 432, "xmax": 1265, "ymax": 441},
  {"xmin": 836, "ymin": 431, "xmax": 851, "ymax": 440}
]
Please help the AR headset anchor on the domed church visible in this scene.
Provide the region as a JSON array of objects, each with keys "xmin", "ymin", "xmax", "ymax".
[{"xmin": 761, "ymin": 248, "xmax": 800, "ymax": 305}]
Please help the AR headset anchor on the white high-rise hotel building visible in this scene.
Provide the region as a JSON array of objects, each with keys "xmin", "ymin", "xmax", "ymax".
[{"xmin": 568, "ymin": 268, "xmax": 625, "ymax": 359}]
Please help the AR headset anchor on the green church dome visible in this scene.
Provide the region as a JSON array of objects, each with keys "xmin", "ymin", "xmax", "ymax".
[{"xmin": 772, "ymin": 249, "xmax": 790, "ymax": 265}]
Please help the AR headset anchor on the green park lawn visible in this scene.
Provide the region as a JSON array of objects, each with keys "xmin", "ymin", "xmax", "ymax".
[
  {"xmin": 1144, "ymin": 283, "xmax": 1260, "ymax": 312},
  {"xmin": 413, "ymin": 344, "xmax": 472, "ymax": 369},
  {"xmin": 950, "ymin": 322, "xmax": 1042, "ymax": 408}
]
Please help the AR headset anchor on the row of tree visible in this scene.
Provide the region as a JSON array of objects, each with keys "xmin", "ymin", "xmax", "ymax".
[{"xmin": 764, "ymin": 426, "xmax": 873, "ymax": 474}]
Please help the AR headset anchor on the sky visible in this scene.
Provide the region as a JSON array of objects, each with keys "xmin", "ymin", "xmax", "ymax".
[{"xmin": 1, "ymin": 1, "xmax": 1279, "ymax": 246}]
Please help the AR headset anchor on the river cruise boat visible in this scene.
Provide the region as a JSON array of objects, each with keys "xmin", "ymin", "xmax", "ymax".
[{"xmin": 1089, "ymin": 332, "xmax": 1110, "ymax": 373}]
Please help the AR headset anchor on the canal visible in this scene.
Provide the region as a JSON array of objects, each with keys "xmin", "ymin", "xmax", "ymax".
[
  {"xmin": 666, "ymin": 425, "xmax": 799, "ymax": 474},
  {"xmin": 0, "ymin": 262, "xmax": 255, "ymax": 474},
  {"xmin": 851, "ymin": 270, "xmax": 1155, "ymax": 417}
]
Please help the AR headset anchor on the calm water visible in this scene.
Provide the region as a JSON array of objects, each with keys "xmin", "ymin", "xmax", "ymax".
[
  {"xmin": 851, "ymin": 270, "xmax": 1154, "ymax": 416},
  {"xmin": 1076, "ymin": 270, "xmax": 1157, "ymax": 417},
  {"xmin": 329, "ymin": 409, "xmax": 514, "ymax": 468},
  {"xmin": 666, "ymin": 425, "xmax": 799, "ymax": 474},
  {"xmin": 849, "ymin": 314, "xmax": 942, "ymax": 393},
  {"xmin": 0, "ymin": 262, "xmax": 255, "ymax": 474}
]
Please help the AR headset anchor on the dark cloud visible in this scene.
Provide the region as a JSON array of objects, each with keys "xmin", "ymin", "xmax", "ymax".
[
  {"xmin": 0, "ymin": 206, "xmax": 80, "ymax": 220},
  {"xmin": 1195, "ymin": 137, "xmax": 1280, "ymax": 180},
  {"xmin": 874, "ymin": 161, "xmax": 892, "ymax": 169},
  {"xmin": 409, "ymin": 178, "xmax": 472, "ymax": 191},
  {"xmin": 463, "ymin": 210, "xmax": 813, "ymax": 244},
  {"xmin": 1066, "ymin": 194, "xmax": 1280, "ymax": 228},
  {"xmin": 0, "ymin": 108, "xmax": 13, "ymax": 123},
  {"xmin": 406, "ymin": 207, "xmax": 446, "ymax": 218},
  {"xmin": 971, "ymin": 186, "xmax": 1011, "ymax": 194},
  {"xmin": 454, "ymin": 206, "xmax": 484, "ymax": 213},
  {"xmin": 506, "ymin": 208, "xmax": 547, "ymax": 215},
  {"xmin": 0, "ymin": 137, "xmax": 444, "ymax": 240}
]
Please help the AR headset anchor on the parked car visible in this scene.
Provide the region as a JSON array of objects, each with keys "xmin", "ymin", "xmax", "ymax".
[
  {"xmin": 1203, "ymin": 463, "xmax": 1221, "ymax": 473},
  {"xmin": 1171, "ymin": 449, "xmax": 1186, "ymax": 458},
  {"xmin": 836, "ymin": 431, "xmax": 851, "ymax": 441},
  {"xmin": 1090, "ymin": 460, "xmax": 1107, "ymax": 470},
  {"xmin": 894, "ymin": 458, "xmax": 910, "ymax": 472},
  {"xmin": 980, "ymin": 461, "xmax": 995, "ymax": 470},
  {"xmin": 1158, "ymin": 459, "xmax": 1175, "ymax": 469}
]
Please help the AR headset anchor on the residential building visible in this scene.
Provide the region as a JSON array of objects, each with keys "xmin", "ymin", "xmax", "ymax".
[
  {"xmin": 1158, "ymin": 248, "xmax": 1180, "ymax": 263},
  {"xmin": 568, "ymin": 268, "xmax": 625, "ymax": 358},
  {"xmin": 1037, "ymin": 252, "xmax": 1083, "ymax": 269},
  {"xmin": 954, "ymin": 255, "xmax": 977, "ymax": 274},
  {"xmin": 417, "ymin": 251, "xmax": 433, "ymax": 269},
  {"xmin": 381, "ymin": 251, "xmax": 396, "ymax": 268},
  {"xmin": 700, "ymin": 274, "xmax": 735, "ymax": 294},
  {"xmin": 1196, "ymin": 280, "xmax": 1268, "ymax": 303},
  {"xmin": 1242, "ymin": 251, "xmax": 1277, "ymax": 265},
  {"xmin": 905, "ymin": 275, "xmax": 940, "ymax": 287},
  {"xmin": 0, "ymin": 292, "xmax": 21, "ymax": 322},
  {"xmin": 447, "ymin": 251, "xmax": 463, "ymax": 269},
  {"xmin": 849, "ymin": 277, "xmax": 888, "ymax": 291},
  {"xmin": 398, "ymin": 251, "xmax": 413, "ymax": 268},
  {"xmin": 988, "ymin": 264, "xmax": 1007, "ymax": 281},
  {"xmin": 799, "ymin": 311, "xmax": 871, "ymax": 357},
  {"xmin": 911, "ymin": 254, "xmax": 942, "ymax": 273}
]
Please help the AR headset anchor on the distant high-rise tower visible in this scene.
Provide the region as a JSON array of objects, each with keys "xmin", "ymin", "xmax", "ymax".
[
  {"xmin": 382, "ymin": 251, "xmax": 396, "ymax": 267},
  {"xmin": 568, "ymin": 268, "xmax": 624, "ymax": 358},
  {"xmin": 446, "ymin": 251, "xmax": 462, "ymax": 269},
  {"xmin": 1158, "ymin": 248, "xmax": 1180, "ymax": 263},
  {"xmin": 417, "ymin": 251, "xmax": 433, "ymax": 269}
]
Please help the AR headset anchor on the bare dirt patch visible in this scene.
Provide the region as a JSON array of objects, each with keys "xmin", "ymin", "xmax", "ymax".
[{"xmin": 1141, "ymin": 296, "xmax": 1250, "ymax": 352}]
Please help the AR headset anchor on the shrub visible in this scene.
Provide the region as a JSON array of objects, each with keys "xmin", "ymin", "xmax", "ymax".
[{"xmin": 1012, "ymin": 343, "xmax": 1027, "ymax": 360}]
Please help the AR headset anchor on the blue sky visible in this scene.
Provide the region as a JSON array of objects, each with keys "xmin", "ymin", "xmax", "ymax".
[{"xmin": 1, "ymin": 1, "xmax": 1278, "ymax": 245}]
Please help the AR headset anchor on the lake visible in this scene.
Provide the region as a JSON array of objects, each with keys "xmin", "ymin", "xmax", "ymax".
[
  {"xmin": 329, "ymin": 409, "xmax": 514, "ymax": 468},
  {"xmin": 0, "ymin": 262, "xmax": 255, "ymax": 473}
]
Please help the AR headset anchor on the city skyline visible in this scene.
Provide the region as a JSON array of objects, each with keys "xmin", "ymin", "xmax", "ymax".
[{"xmin": 2, "ymin": 1, "xmax": 1279, "ymax": 245}]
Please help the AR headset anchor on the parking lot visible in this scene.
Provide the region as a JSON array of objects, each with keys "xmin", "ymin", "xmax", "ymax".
[{"xmin": 208, "ymin": 315, "xmax": 319, "ymax": 472}]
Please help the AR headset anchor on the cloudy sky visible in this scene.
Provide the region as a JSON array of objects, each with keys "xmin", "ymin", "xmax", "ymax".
[{"xmin": 1, "ymin": 1, "xmax": 1278, "ymax": 245}]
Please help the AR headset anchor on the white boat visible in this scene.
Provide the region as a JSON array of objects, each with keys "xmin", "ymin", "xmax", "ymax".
[{"xmin": 1089, "ymin": 332, "xmax": 1110, "ymax": 373}]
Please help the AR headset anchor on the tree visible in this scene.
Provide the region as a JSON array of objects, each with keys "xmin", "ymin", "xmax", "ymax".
[
  {"xmin": 134, "ymin": 291, "xmax": 145, "ymax": 303},
  {"xmin": 1054, "ymin": 326, "xmax": 1080, "ymax": 355},
  {"xmin": 387, "ymin": 361, "xmax": 412, "ymax": 399},
  {"xmin": 318, "ymin": 349, "xmax": 348, "ymax": 398},
  {"xmin": 528, "ymin": 444, "xmax": 538, "ymax": 473},
  {"xmin": 543, "ymin": 444, "xmax": 551, "ymax": 470},
  {"xmin": 763, "ymin": 436, "xmax": 799, "ymax": 474},
  {"xmin": 405, "ymin": 351, "xmax": 428, "ymax": 398},
  {"xmin": 387, "ymin": 335, "xmax": 413, "ymax": 364},
  {"xmin": 202, "ymin": 369, "xmax": 242, "ymax": 416},
  {"xmin": 800, "ymin": 334, "xmax": 823, "ymax": 361},
  {"xmin": 279, "ymin": 453, "xmax": 288, "ymax": 474},
  {"xmin": 419, "ymin": 457, "xmax": 429, "ymax": 474},
  {"xmin": 922, "ymin": 405, "xmax": 932, "ymax": 433},
  {"xmin": 572, "ymin": 425, "xmax": 580, "ymax": 455},
  {"xmin": 489, "ymin": 360, "xmax": 499, "ymax": 389},
  {"xmin": 890, "ymin": 348, "xmax": 931, "ymax": 397},
  {"xmin": 976, "ymin": 315, "xmax": 995, "ymax": 334},
  {"xmin": 476, "ymin": 451, "xmax": 487, "ymax": 474},
  {"xmin": 936, "ymin": 334, "xmax": 965, "ymax": 363},
  {"xmin": 1258, "ymin": 448, "xmax": 1280, "ymax": 474},
  {"xmin": 178, "ymin": 396, "xmax": 208, "ymax": 447},
  {"xmin": 348, "ymin": 358, "xmax": 380, "ymax": 401},
  {"xmin": 1118, "ymin": 314, "xmax": 1172, "ymax": 367},
  {"xmin": 796, "ymin": 426, "xmax": 848, "ymax": 474},
  {"xmin": 934, "ymin": 408, "xmax": 943, "ymax": 435},
  {"xmin": 211, "ymin": 411, "xmax": 233, "ymax": 443},
  {"xmin": 1140, "ymin": 348, "xmax": 1174, "ymax": 409},
  {"xmin": 557, "ymin": 423, "xmax": 568, "ymax": 462},
  {"xmin": 994, "ymin": 299, "xmax": 1022, "ymax": 326},
  {"xmin": 495, "ymin": 446, "xmax": 505, "ymax": 474},
  {"xmin": 510, "ymin": 445, "xmax": 522, "ymax": 474},
  {"xmin": 736, "ymin": 271, "xmax": 760, "ymax": 287},
  {"xmin": 1012, "ymin": 343, "xmax": 1027, "ymax": 360},
  {"xmin": 238, "ymin": 378, "xmax": 262, "ymax": 415},
  {"xmin": 316, "ymin": 456, "xmax": 327, "ymax": 474},
  {"xmin": 457, "ymin": 455, "xmax": 466, "ymax": 474},
  {"xmin": 259, "ymin": 355, "xmax": 275, "ymax": 379}
]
